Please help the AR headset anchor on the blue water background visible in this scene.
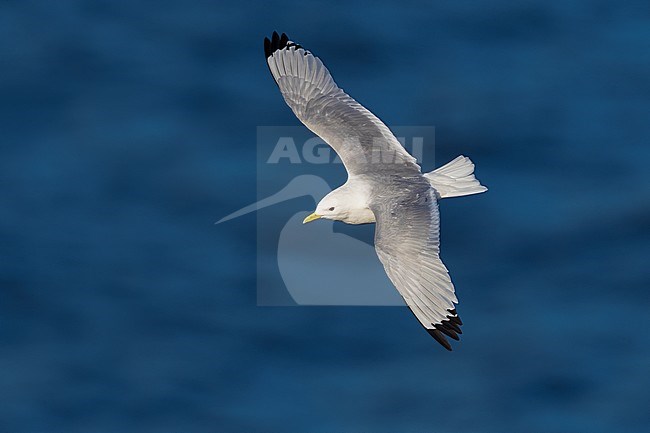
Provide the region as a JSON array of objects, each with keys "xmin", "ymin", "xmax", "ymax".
[{"xmin": 1, "ymin": 1, "xmax": 649, "ymax": 432}]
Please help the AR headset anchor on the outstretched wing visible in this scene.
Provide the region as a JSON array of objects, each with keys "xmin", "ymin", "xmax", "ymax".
[
  {"xmin": 264, "ymin": 32, "xmax": 420, "ymax": 176},
  {"xmin": 371, "ymin": 183, "xmax": 463, "ymax": 351}
]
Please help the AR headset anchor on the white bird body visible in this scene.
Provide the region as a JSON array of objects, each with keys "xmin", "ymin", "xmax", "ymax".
[
  {"xmin": 317, "ymin": 156, "xmax": 488, "ymax": 225},
  {"xmin": 263, "ymin": 32, "xmax": 487, "ymax": 350}
]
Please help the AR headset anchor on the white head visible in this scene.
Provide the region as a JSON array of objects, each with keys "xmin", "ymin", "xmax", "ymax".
[{"xmin": 303, "ymin": 186, "xmax": 375, "ymax": 225}]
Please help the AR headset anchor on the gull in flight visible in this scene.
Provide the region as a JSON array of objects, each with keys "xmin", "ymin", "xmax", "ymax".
[{"xmin": 263, "ymin": 32, "xmax": 487, "ymax": 350}]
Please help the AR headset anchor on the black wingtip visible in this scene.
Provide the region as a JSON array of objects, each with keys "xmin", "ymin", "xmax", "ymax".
[
  {"xmin": 428, "ymin": 329, "xmax": 452, "ymax": 351},
  {"xmin": 436, "ymin": 323, "xmax": 460, "ymax": 341},
  {"xmin": 448, "ymin": 308, "xmax": 463, "ymax": 325},
  {"xmin": 263, "ymin": 31, "xmax": 305, "ymax": 59},
  {"xmin": 427, "ymin": 308, "xmax": 464, "ymax": 351}
]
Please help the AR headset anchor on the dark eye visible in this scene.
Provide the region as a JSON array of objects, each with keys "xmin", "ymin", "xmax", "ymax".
[{"xmin": 328, "ymin": 207, "xmax": 335, "ymax": 211}]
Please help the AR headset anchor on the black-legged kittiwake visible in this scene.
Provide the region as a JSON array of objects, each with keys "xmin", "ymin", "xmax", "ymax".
[{"xmin": 264, "ymin": 32, "xmax": 487, "ymax": 350}]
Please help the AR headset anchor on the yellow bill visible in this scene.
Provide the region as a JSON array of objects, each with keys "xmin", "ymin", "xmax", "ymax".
[{"xmin": 302, "ymin": 212, "xmax": 321, "ymax": 224}]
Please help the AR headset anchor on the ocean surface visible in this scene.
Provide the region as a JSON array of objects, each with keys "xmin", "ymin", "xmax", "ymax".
[{"xmin": 1, "ymin": 1, "xmax": 649, "ymax": 432}]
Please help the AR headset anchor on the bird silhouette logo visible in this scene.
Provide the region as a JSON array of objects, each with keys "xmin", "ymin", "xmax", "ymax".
[{"xmin": 217, "ymin": 174, "xmax": 403, "ymax": 306}]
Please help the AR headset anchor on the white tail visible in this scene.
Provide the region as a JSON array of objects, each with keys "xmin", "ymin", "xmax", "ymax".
[{"xmin": 424, "ymin": 155, "xmax": 487, "ymax": 199}]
